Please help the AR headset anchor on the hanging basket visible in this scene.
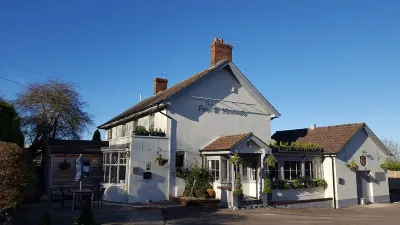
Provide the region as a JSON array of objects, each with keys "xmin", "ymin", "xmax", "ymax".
[
  {"xmin": 59, "ymin": 160, "xmax": 71, "ymax": 170},
  {"xmin": 155, "ymin": 154, "xmax": 168, "ymax": 166}
]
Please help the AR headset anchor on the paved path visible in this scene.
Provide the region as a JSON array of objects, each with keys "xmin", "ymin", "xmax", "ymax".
[
  {"xmin": 14, "ymin": 202, "xmax": 164, "ymax": 225},
  {"xmin": 163, "ymin": 203, "xmax": 400, "ymax": 225}
]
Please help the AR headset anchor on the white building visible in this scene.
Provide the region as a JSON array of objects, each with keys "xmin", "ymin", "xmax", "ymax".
[{"xmin": 98, "ymin": 38, "xmax": 390, "ymax": 208}]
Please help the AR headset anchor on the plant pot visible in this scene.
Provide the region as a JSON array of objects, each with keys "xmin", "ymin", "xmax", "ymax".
[
  {"xmin": 232, "ymin": 194, "xmax": 243, "ymax": 208},
  {"xmin": 262, "ymin": 193, "xmax": 272, "ymax": 206}
]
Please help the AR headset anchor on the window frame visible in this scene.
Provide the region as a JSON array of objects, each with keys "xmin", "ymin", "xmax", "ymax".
[
  {"xmin": 276, "ymin": 158, "xmax": 322, "ymax": 181},
  {"xmin": 102, "ymin": 151, "xmax": 127, "ymax": 184}
]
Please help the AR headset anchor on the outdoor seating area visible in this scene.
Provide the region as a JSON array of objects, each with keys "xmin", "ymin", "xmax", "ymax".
[{"xmin": 48, "ymin": 187, "xmax": 105, "ymax": 211}]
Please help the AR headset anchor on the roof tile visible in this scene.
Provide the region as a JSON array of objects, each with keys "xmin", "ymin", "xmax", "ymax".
[
  {"xmin": 99, "ymin": 60, "xmax": 229, "ymax": 128},
  {"xmin": 271, "ymin": 123, "xmax": 365, "ymax": 153},
  {"xmin": 202, "ymin": 133, "xmax": 253, "ymax": 151}
]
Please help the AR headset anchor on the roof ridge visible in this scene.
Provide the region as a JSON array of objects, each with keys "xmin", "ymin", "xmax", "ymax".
[
  {"xmin": 276, "ymin": 122, "xmax": 365, "ymax": 133},
  {"xmin": 98, "ymin": 60, "xmax": 230, "ymax": 128}
]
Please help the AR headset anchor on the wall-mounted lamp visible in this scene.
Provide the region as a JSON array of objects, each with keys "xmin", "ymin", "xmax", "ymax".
[{"xmin": 247, "ymin": 141, "xmax": 252, "ymax": 148}]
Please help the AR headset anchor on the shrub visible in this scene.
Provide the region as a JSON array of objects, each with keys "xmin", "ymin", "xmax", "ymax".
[
  {"xmin": 194, "ymin": 189, "xmax": 208, "ymax": 199},
  {"xmin": 92, "ymin": 129, "xmax": 101, "ymax": 141},
  {"xmin": 232, "ymin": 172, "xmax": 243, "ymax": 196},
  {"xmin": 263, "ymin": 178, "xmax": 272, "ymax": 194},
  {"xmin": 0, "ymin": 142, "xmax": 37, "ymax": 210},
  {"xmin": 72, "ymin": 205, "xmax": 100, "ymax": 225},
  {"xmin": 133, "ymin": 126, "xmax": 149, "ymax": 136},
  {"xmin": 315, "ymin": 178, "xmax": 328, "ymax": 189},
  {"xmin": 179, "ymin": 164, "xmax": 213, "ymax": 194},
  {"xmin": 206, "ymin": 188, "xmax": 215, "ymax": 198},
  {"xmin": 38, "ymin": 212, "xmax": 51, "ymax": 225}
]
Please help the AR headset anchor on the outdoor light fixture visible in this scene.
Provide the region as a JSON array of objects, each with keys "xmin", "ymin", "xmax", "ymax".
[{"xmin": 247, "ymin": 141, "xmax": 252, "ymax": 148}]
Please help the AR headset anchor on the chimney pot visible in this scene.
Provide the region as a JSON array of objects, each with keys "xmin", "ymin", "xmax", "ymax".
[
  {"xmin": 210, "ymin": 37, "xmax": 233, "ymax": 66},
  {"xmin": 310, "ymin": 124, "xmax": 316, "ymax": 130},
  {"xmin": 153, "ymin": 78, "xmax": 168, "ymax": 95}
]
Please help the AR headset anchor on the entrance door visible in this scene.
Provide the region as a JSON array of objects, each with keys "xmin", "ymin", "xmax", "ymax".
[{"xmin": 356, "ymin": 171, "xmax": 370, "ymax": 204}]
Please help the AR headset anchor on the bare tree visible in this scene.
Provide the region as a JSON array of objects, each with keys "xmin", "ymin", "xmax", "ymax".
[
  {"xmin": 15, "ymin": 79, "xmax": 93, "ymax": 154},
  {"xmin": 382, "ymin": 139, "xmax": 400, "ymax": 161}
]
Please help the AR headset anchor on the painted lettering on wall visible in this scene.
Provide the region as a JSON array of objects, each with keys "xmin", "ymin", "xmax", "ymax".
[{"xmin": 198, "ymin": 103, "xmax": 248, "ymax": 117}]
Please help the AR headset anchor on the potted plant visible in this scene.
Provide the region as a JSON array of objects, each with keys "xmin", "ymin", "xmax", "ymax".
[
  {"xmin": 229, "ymin": 153, "xmax": 243, "ymax": 209},
  {"xmin": 59, "ymin": 159, "xmax": 71, "ymax": 170},
  {"xmin": 262, "ymin": 177, "xmax": 272, "ymax": 206},
  {"xmin": 346, "ymin": 160, "xmax": 359, "ymax": 171}
]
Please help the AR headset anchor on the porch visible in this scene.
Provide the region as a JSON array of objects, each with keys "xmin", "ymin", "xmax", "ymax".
[{"xmin": 200, "ymin": 133, "xmax": 332, "ymax": 208}]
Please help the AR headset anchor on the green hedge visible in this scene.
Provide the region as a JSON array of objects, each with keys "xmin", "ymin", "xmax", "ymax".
[
  {"xmin": 381, "ymin": 160, "xmax": 400, "ymax": 171},
  {"xmin": 269, "ymin": 141, "xmax": 324, "ymax": 153}
]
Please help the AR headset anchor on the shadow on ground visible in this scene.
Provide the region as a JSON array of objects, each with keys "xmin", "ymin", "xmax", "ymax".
[
  {"xmin": 13, "ymin": 201, "xmax": 164, "ymax": 225},
  {"xmin": 163, "ymin": 205, "xmax": 247, "ymax": 225}
]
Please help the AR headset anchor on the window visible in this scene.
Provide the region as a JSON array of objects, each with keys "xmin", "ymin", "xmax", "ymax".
[
  {"xmin": 284, "ymin": 161, "xmax": 301, "ymax": 180},
  {"xmin": 149, "ymin": 113, "xmax": 155, "ymax": 130},
  {"xmin": 221, "ymin": 159, "xmax": 228, "ymax": 182},
  {"xmin": 176, "ymin": 151, "xmax": 185, "ymax": 168},
  {"xmin": 250, "ymin": 161, "xmax": 257, "ymax": 181},
  {"xmin": 82, "ymin": 161, "xmax": 91, "ymax": 179},
  {"xmin": 268, "ymin": 162, "xmax": 279, "ymax": 181},
  {"xmin": 208, "ymin": 160, "xmax": 219, "ymax": 181},
  {"xmin": 107, "ymin": 129, "xmax": 113, "ymax": 140},
  {"xmin": 242, "ymin": 162, "xmax": 248, "ymax": 181},
  {"xmin": 121, "ymin": 124, "xmax": 127, "ymax": 137},
  {"xmin": 103, "ymin": 152, "xmax": 127, "ymax": 183}
]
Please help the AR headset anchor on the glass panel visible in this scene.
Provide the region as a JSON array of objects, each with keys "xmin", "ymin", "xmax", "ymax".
[
  {"xmin": 110, "ymin": 166, "xmax": 117, "ymax": 183},
  {"xmin": 215, "ymin": 171, "xmax": 219, "ymax": 180},
  {"xmin": 222, "ymin": 160, "xmax": 227, "ymax": 182},
  {"xmin": 119, "ymin": 166, "xmax": 126, "ymax": 181},
  {"xmin": 119, "ymin": 152, "xmax": 126, "ymax": 164},
  {"xmin": 242, "ymin": 162, "xmax": 248, "ymax": 180},
  {"xmin": 111, "ymin": 153, "xmax": 118, "ymax": 164},
  {"xmin": 216, "ymin": 160, "xmax": 219, "ymax": 170},
  {"xmin": 104, "ymin": 166, "xmax": 110, "ymax": 183},
  {"xmin": 105, "ymin": 153, "xmax": 110, "ymax": 164}
]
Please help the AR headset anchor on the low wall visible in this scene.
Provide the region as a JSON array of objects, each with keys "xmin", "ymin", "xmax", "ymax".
[
  {"xmin": 175, "ymin": 178, "xmax": 186, "ymax": 197},
  {"xmin": 272, "ymin": 187, "xmax": 325, "ymax": 201}
]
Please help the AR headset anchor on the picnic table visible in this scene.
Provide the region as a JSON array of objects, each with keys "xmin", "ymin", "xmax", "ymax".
[{"xmin": 70, "ymin": 188, "xmax": 94, "ymax": 212}]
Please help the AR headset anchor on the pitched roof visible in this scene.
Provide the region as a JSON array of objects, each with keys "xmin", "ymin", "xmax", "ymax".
[
  {"xmin": 98, "ymin": 60, "xmax": 230, "ymax": 128},
  {"xmin": 202, "ymin": 133, "xmax": 253, "ymax": 151},
  {"xmin": 45, "ymin": 140, "xmax": 109, "ymax": 154},
  {"xmin": 271, "ymin": 123, "xmax": 365, "ymax": 153}
]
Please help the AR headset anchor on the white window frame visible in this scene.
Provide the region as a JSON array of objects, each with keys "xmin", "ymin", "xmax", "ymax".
[
  {"xmin": 107, "ymin": 128, "xmax": 113, "ymax": 140},
  {"xmin": 206, "ymin": 156, "xmax": 230, "ymax": 183},
  {"xmin": 103, "ymin": 151, "xmax": 127, "ymax": 184},
  {"xmin": 208, "ymin": 159, "xmax": 220, "ymax": 181},
  {"xmin": 278, "ymin": 158, "xmax": 323, "ymax": 181}
]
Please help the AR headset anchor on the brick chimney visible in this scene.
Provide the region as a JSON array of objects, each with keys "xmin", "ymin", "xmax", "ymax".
[
  {"xmin": 210, "ymin": 37, "xmax": 233, "ymax": 66},
  {"xmin": 153, "ymin": 78, "xmax": 168, "ymax": 95}
]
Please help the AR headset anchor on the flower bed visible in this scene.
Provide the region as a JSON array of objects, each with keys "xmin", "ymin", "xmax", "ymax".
[{"xmin": 169, "ymin": 196, "xmax": 220, "ymax": 207}]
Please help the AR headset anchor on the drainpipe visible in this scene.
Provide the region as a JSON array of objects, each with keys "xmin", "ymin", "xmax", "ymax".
[{"xmin": 329, "ymin": 155, "xmax": 337, "ymax": 209}]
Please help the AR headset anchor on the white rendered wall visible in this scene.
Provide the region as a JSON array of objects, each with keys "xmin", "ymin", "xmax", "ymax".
[
  {"xmin": 272, "ymin": 187, "xmax": 325, "ymax": 201},
  {"xmin": 335, "ymin": 129, "xmax": 390, "ymax": 208}
]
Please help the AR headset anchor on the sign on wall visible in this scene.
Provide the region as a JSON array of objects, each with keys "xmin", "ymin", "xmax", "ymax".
[
  {"xmin": 360, "ymin": 155, "xmax": 367, "ymax": 167},
  {"xmin": 375, "ymin": 172, "xmax": 386, "ymax": 182},
  {"xmin": 198, "ymin": 101, "xmax": 248, "ymax": 117}
]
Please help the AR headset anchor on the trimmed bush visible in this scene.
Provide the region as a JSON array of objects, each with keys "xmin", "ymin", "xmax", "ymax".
[
  {"xmin": 0, "ymin": 142, "xmax": 37, "ymax": 210},
  {"xmin": 381, "ymin": 160, "xmax": 400, "ymax": 171}
]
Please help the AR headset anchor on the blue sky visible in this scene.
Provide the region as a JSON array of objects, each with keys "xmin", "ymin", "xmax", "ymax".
[{"xmin": 0, "ymin": 0, "xmax": 399, "ymax": 142}]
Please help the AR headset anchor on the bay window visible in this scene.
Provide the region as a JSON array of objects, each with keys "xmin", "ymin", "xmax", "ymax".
[
  {"xmin": 103, "ymin": 152, "xmax": 127, "ymax": 183},
  {"xmin": 208, "ymin": 160, "xmax": 219, "ymax": 181},
  {"xmin": 276, "ymin": 159, "xmax": 322, "ymax": 181}
]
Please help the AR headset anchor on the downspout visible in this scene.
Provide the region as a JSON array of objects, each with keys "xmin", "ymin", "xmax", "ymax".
[
  {"xmin": 157, "ymin": 103, "xmax": 173, "ymax": 199},
  {"xmin": 329, "ymin": 155, "xmax": 337, "ymax": 209}
]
